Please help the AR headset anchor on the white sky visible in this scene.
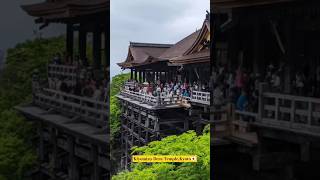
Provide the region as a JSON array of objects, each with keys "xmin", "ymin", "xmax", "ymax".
[
  {"xmin": 0, "ymin": 0, "xmax": 64, "ymax": 51},
  {"xmin": 110, "ymin": 0, "xmax": 209, "ymax": 78}
]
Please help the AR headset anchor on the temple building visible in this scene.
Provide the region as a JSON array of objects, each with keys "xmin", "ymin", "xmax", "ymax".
[
  {"xmin": 16, "ymin": 0, "xmax": 109, "ymax": 179},
  {"xmin": 117, "ymin": 14, "xmax": 211, "ymax": 169},
  {"xmin": 212, "ymin": 1, "xmax": 320, "ymax": 179}
]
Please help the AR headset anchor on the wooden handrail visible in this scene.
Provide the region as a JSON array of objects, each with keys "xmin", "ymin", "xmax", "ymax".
[
  {"xmin": 120, "ymin": 89, "xmax": 211, "ymax": 106},
  {"xmin": 33, "ymin": 88, "xmax": 108, "ymax": 127},
  {"xmin": 259, "ymin": 90, "xmax": 320, "ymax": 134}
]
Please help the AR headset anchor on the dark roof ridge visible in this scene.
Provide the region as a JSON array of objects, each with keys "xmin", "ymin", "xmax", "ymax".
[{"xmin": 129, "ymin": 42, "xmax": 173, "ymax": 48}]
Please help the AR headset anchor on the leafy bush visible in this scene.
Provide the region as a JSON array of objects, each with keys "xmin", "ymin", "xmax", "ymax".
[
  {"xmin": 110, "ymin": 73, "xmax": 130, "ymax": 140},
  {"xmin": 0, "ymin": 36, "xmax": 65, "ymax": 179},
  {"xmin": 112, "ymin": 126, "xmax": 210, "ymax": 180}
]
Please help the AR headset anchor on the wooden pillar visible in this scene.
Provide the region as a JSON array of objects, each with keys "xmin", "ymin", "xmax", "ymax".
[
  {"xmin": 91, "ymin": 145, "xmax": 100, "ymax": 180},
  {"xmin": 66, "ymin": 23, "xmax": 74, "ymax": 60},
  {"xmin": 142, "ymin": 71, "xmax": 146, "ymax": 82},
  {"xmin": 301, "ymin": 141, "xmax": 310, "ymax": 162},
  {"xmin": 188, "ymin": 68, "xmax": 192, "ymax": 83},
  {"xmin": 150, "ymin": 72, "xmax": 153, "ymax": 82},
  {"xmin": 253, "ymin": 17, "xmax": 261, "ymax": 74},
  {"xmin": 138, "ymin": 110, "xmax": 142, "ymax": 145},
  {"xmin": 196, "ymin": 114, "xmax": 202, "ymax": 135},
  {"xmin": 184, "ymin": 118, "xmax": 189, "ymax": 131},
  {"xmin": 104, "ymin": 20, "xmax": 109, "ymax": 67},
  {"xmin": 50, "ymin": 127, "xmax": 57, "ymax": 178},
  {"xmin": 93, "ymin": 24, "xmax": 102, "ymax": 69},
  {"xmin": 134, "ymin": 70, "xmax": 137, "ymax": 81},
  {"xmin": 284, "ymin": 17, "xmax": 294, "ymax": 93},
  {"xmin": 79, "ymin": 24, "xmax": 87, "ymax": 61},
  {"xmin": 130, "ymin": 69, "xmax": 133, "ymax": 79},
  {"xmin": 145, "ymin": 116, "xmax": 150, "ymax": 143},
  {"xmin": 138, "ymin": 71, "xmax": 142, "ymax": 83},
  {"xmin": 38, "ymin": 122, "xmax": 44, "ymax": 161},
  {"xmin": 154, "ymin": 118, "xmax": 160, "ymax": 140},
  {"xmin": 68, "ymin": 136, "xmax": 79, "ymax": 180}
]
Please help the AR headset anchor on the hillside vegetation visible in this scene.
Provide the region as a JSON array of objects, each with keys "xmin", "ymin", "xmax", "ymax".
[{"xmin": 0, "ymin": 36, "xmax": 65, "ymax": 179}]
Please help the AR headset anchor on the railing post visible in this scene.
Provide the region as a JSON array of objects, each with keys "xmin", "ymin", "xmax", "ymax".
[
  {"xmin": 156, "ymin": 93, "xmax": 161, "ymax": 106},
  {"xmin": 275, "ymin": 97, "xmax": 279, "ymax": 121},
  {"xmin": 290, "ymin": 99, "xmax": 295, "ymax": 126},
  {"xmin": 258, "ymin": 83, "xmax": 268, "ymax": 122},
  {"xmin": 308, "ymin": 101, "xmax": 312, "ymax": 126}
]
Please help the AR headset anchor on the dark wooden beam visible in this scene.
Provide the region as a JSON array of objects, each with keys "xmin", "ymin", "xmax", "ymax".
[
  {"xmin": 66, "ymin": 23, "xmax": 74, "ymax": 60},
  {"xmin": 93, "ymin": 23, "xmax": 102, "ymax": 69},
  {"xmin": 79, "ymin": 24, "xmax": 87, "ymax": 61}
]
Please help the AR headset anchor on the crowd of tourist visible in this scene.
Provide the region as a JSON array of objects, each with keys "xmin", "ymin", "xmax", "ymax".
[
  {"xmin": 51, "ymin": 52, "xmax": 89, "ymax": 67},
  {"xmin": 211, "ymin": 62, "xmax": 320, "ymax": 112},
  {"xmin": 125, "ymin": 79, "xmax": 209, "ymax": 99},
  {"xmin": 46, "ymin": 53, "xmax": 108, "ymax": 102}
]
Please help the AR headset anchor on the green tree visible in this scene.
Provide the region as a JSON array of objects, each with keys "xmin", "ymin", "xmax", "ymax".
[
  {"xmin": 112, "ymin": 126, "xmax": 210, "ymax": 180},
  {"xmin": 110, "ymin": 73, "xmax": 130, "ymax": 139},
  {"xmin": 0, "ymin": 36, "xmax": 65, "ymax": 179}
]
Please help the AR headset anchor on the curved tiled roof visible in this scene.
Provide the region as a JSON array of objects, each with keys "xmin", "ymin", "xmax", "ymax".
[
  {"xmin": 118, "ymin": 42, "xmax": 172, "ymax": 68},
  {"xmin": 118, "ymin": 14, "xmax": 211, "ymax": 68},
  {"xmin": 212, "ymin": 0, "xmax": 294, "ymax": 9},
  {"xmin": 168, "ymin": 18, "xmax": 210, "ymax": 66},
  {"xmin": 158, "ymin": 30, "xmax": 200, "ymax": 60},
  {"xmin": 21, "ymin": 0, "xmax": 108, "ymax": 22}
]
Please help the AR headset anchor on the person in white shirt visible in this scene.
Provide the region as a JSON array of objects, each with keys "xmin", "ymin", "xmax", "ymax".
[
  {"xmin": 92, "ymin": 85, "xmax": 102, "ymax": 101},
  {"xmin": 271, "ymin": 72, "xmax": 281, "ymax": 91},
  {"xmin": 213, "ymin": 85, "xmax": 224, "ymax": 107}
]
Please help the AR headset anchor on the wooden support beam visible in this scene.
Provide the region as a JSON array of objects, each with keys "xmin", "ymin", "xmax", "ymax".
[
  {"xmin": 67, "ymin": 136, "xmax": 79, "ymax": 180},
  {"xmin": 66, "ymin": 23, "xmax": 74, "ymax": 61},
  {"xmin": 91, "ymin": 145, "xmax": 100, "ymax": 180},
  {"xmin": 93, "ymin": 24, "xmax": 102, "ymax": 69},
  {"xmin": 79, "ymin": 24, "xmax": 87, "ymax": 61},
  {"xmin": 300, "ymin": 141, "xmax": 310, "ymax": 162},
  {"xmin": 50, "ymin": 127, "xmax": 57, "ymax": 179},
  {"xmin": 184, "ymin": 119, "xmax": 189, "ymax": 131},
  {"xmin": 38, "ymin": 122, "xmax": 44, "ymax": 161},
  {"xmin": 134, "ymin": 70, "xmax": 137, "ymax": 81}
]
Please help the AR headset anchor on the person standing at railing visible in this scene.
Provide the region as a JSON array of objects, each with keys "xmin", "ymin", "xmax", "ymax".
[
  {"xmin": 271, "ymin": 71, "xmax": 281, "ymax": 92},
  {"xmin": 73, "ymin": 55, "xmax": 81, "ymax": 67},
  {"xmin": 81, "ymin": 57, "xmax": 89, "ymax": 67},
  {"xmin": 93, "ymin": 85, "xmax": 103, "ymax": 101},
  {"xmin": 212, "ymin": 84, "xmax": 224, "ymax": 108},
  {"xmin": 294, "ymin": 71, "xmax": 305, "ymax": 96},
  {"xmin": 235, "ymin": 67, "xmax": 244, "ymax": 97},
  {"xmin": 32, "ymin": 69, "xmax": 40, "ymax": 94},
  {"xmin": 147, "ymin": 83, "xmax": 153, "ymax": 95},
  {"xmin": 183, "ymin": 89, "xmax": 190, "ymax": 97},
  {"xmin": 52, "ymin": 53, "xmax": 62, "ymax": 65},
  {"xmin": 74, "ymin": 79, "xmax": 83, "ymax": 96},
  {"xmin": 236, "ymin": 90, "xmax": 248, "ymax": 111}
]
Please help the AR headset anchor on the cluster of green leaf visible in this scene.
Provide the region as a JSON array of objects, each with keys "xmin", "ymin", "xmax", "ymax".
[
  {"xmin": 110, "ymin": 73, "xmax": 130, "ymax": 140},
  {"xmin": 0, "ymin": 36, "xmax": 65, "ymax": 179},
  {"xmin": 0, "ymin": 37, "xmax": 65, "ymax": 110},
  {"xmin": 112, "ymin": 126, "xmax": 210, "ymax": 180}
]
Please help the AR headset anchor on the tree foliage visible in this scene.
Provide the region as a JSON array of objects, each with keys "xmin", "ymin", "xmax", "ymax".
[
  {"xmin": 110, "ymin": 73, "xmax": 130, "ymax": 140},
  {"xmin": 112, "ymin": 126, "xmax": 210, "ymax": 180},
  {"xmin": 0, "ymin": 36, "xmax": 65, "ymax": 179}
]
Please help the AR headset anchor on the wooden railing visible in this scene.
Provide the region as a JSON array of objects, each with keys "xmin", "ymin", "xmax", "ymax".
[
  {"xmin": 259, "ymin": 92, "xmax": 320, "ymax": 134},
  {"xmin": 124, "ymin": 82, "xmax": 136, "ymax": 90},
  {"xmin": 33, "ymin": 88, "xmax": 108, "ymax": 127},
  {"xmin": 120, "ymin": 89, "xmax": 211, "ymax": 107},
  {"xmin": 190, "ymin": 91, "xmax": 210, "ymax": 105},
  {"xmin": 48, "ymin": 64, "xmax": 78, "ymax": 80},
  {"xmin": 120, "ymin": 89, "xmax": 181, "ymax": 107}
]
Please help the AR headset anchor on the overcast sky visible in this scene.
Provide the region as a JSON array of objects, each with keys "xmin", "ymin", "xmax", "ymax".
[
  {"xmin": 0, "ymin": 1, "xmax": 64, "ymax": 53},
  {"xmin": 110, "ymin": 0, "xmax": 209, "ymax": 78}
]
